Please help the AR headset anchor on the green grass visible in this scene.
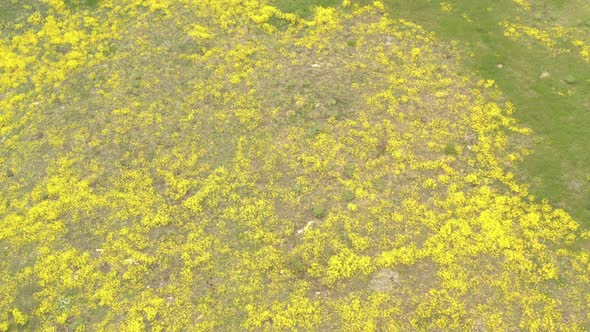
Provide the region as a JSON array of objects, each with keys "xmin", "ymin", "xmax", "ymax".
[
  {"xmin": 271, "ymin": 0, "xmax": 347, "ymax": 17},
  {"xmin": 274, "ymin": 0, "xmax": 590, "ymax": 225},
  {"xmin": 0, "ymin": 0, "xmax": 34, "ymax": 26}
]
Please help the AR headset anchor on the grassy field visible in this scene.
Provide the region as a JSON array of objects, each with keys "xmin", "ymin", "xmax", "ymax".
[
  {"xmin": 1, "ymin": 0, "xmax": 589, "ymax": 330},
  {"xmin": 274, "ymin": 0, "xmax": 590, "ymax": 224}
]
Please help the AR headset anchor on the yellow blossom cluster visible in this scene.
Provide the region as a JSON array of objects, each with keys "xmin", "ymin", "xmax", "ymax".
[{"xmin": 501, "ymin": 16, "xmax": 590, "ymax": 62}]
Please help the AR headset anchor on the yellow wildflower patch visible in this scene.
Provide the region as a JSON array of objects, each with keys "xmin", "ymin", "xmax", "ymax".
[{"xmin": 0, "ymin": 0, "xmax": 587, "ymax": 330}]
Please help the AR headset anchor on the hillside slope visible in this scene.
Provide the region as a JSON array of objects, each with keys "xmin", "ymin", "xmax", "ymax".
[{"xmin": 0, "ymin": 0, "xmax": 589, "ymax": 330}]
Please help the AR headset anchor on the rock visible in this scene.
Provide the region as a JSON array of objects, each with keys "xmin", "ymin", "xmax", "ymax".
[
  {"xmin": 296, "ymin": 220, "xmax": 315, "ymax": 235},
  {"xmin": 369, "ymin": 268, "xmax": 401, "ymax": 292},
  {"xmin": 539, "ymin": 71, "xmax": 550, "ymax": 79}
]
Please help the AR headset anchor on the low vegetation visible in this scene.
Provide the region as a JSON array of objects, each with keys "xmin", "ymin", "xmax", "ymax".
[{"xmin": 0, "ymin": 0, "xmax": 588, "ymax": 330}]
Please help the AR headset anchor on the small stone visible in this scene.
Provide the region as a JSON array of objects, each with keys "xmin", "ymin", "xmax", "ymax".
[
  {"xmin": 496, "ymin": 64, "xmax": 504, "ymax": 69},
  {"xmin": 539, "ymin": 71, "xmax": 550, "ymax": 79},
  {"xmin": 369, "ymin": 268, "xmax": 401, "ymax": 292},
  {"xmin": 311, "ymin": 63, "xmax": 321, "ymax": 68},
  {"xmin": 296, "ymin": 220, "xmax": 315, "ymax": 235},
  {"xmin": 123, "ymin": 258, "xmax": 137, "ymax": 265}
]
